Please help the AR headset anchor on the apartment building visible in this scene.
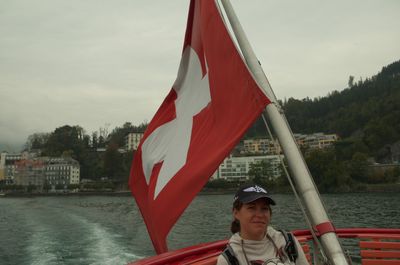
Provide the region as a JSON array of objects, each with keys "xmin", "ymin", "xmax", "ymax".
[
  {"xmin": 241, "ymin": 138, "xmax": 282, "ymax": 155},
  {"xmin": 4, "ymin": 153, "xmax": 80, "ymax": 190},
  {"xmin": 215, "ymin": 155, "xmax": 283, "ymax": 182},
  {"xmin": 294, "ymin": 133, "xmax": 338, "ymax": 150},
  {"xmin": 1, "ymin": 151, "xmax": 41, "ymax": 184},
  {"xmin": 0, "ymin": 152, "xmax": 22, "ymax": 184},
  {"xmin": 45, "ymin": 157, "xmax": 80, "ymax": 188},
  {"xmin": 125, "ymin": 132, "xmax": 144, "ymax": 151},
  {"xmin": 14, "ymin": 159, "xmax": 46, "ymax": 187}
]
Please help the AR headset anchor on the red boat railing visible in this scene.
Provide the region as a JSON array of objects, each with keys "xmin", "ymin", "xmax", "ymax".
[
  {"xmin": 129, "ymin": 228, "xmax": 400, "ymax": 265},
  {"xmin": 294, "ymin": 228, "xmax": 400, "ymax": 265}
]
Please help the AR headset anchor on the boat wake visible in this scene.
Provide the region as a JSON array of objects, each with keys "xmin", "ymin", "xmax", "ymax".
[{"xmin": 19, "ymin": 199, "xmax": 143, "ymax": 265}]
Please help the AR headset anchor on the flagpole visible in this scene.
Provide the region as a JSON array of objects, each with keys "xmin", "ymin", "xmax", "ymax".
[{"xmin": 219, "ymin": 0, "xmax": 349, "ymax": 264}]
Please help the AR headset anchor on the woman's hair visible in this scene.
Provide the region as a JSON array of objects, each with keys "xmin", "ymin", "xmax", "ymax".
[
  {"xmin": 230, "ymin": 199, "xmax": 272, "ymax": 234},
  {"xmin": 230, "ymin": 200, "xmax": 243, "ymax": 234}
]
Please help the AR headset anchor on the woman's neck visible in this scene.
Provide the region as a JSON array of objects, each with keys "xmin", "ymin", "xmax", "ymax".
[{"xmin": 239, "ymin": 231, "xmax": 266, "ymax": 241}]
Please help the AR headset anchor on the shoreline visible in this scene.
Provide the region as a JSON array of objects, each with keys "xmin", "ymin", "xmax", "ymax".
[
  {"xmin": 0, "ymin": 191, "xmax": 132, "ymax": 198},
  {"xmin": 1, "ymin": 184, "xmax": 400, "ymax": 198}
]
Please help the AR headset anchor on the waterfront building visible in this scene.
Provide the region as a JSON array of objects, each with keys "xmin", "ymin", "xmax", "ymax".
[
  {"xmin": 389, "ymin": 141, "xmax": 400, "ymax": 164},
  {"xmin": 0, "ymin": 152, "xmax": 22, "ymax": 184},
  {"xmin": 125, "ymin": 132, "xmax": 144, "ymax": 151},
  {"xmin": 294, "ymin": 133, "xmax": 338, "ymax": 150},
  {"xmin": 10, "ymin": 156, "xmax": 80, "ymax": 190},
  {"xmin": 0, "ymin": 151, "xmax": 41, "ymax": 185},
  {"xmin": 0, "ymin": 152, "xmax": 5, "ymax": 182},
  {"xmin": 215, "ymin": 155, "xmax": 283, "ymax": 182},
  {"xmin": 45, "ymin": 157, "xmax": 80, "ymax": 189},
  {"xmin": 241, "ymin": 138, "xmax": 282, "ymax": 155},
  {"xmin": 367, "ymin": 163, "xmax": 400, "ymax": 178},
  {"xmin": 96, "ymin": 147, "xmax": 126, "ymax": 154},
  {"xmin": 14, "ymin": 159, "xmax": 46, "ymax": 187}
]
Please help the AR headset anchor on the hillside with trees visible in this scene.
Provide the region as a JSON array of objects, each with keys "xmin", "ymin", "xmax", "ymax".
[
  {"xmin": 238, "ymin": 60, "xmax": 400, "ymax": 192},
  {"xmin": 23, "ymin": 122, "xmax": 147, "ymax": 190},
  {"xmin": 247, "ymin": 60, "xmax": 400, "ymax": 161},
  {"xmin": 18, "ymin": 60, "xmax": 400, "ymax": 193},
  {"xmin": 283, "ymin": 60, "xmax": 400, "ymax": 159}
]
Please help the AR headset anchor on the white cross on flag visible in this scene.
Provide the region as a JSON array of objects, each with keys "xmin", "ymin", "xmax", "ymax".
[{"xmin": 129, "ymin": 0, "xmax": 271, "ymax": 253}]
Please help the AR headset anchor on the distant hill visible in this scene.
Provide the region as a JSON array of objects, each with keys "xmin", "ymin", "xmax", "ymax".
[{"xmin": 246, "ymin": 60, "xmax": 400, "ymax": 160}]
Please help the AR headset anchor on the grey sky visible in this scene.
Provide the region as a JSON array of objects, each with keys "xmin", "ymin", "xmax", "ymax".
[{"xmin": 1, "ymin": 0, "xmax": 399, "ymax": 152}]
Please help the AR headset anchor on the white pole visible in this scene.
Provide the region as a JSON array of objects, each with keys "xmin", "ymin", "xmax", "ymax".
[{"xmin": 219, "ymin": 0, "xmax": 349, "ymax": 264}]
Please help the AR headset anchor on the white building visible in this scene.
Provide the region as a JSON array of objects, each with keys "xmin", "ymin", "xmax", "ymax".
[
  {"xmin": 1, "ymin": 151, "xmax": 41, "ymax": 185},
  {"xmin": 45, "ymin": 157, "xmax": 80, "ymax": 188},
  {"xmin": 0, "ymin": 152, "xmax": 22, "ymax": 184},
  {"xmin": 1, "ymin": 151, "xmax": 80, "ymax": 190},
  {"xmin": 215, "ymin": 155, "xmax": 283, "ymax": 182},
  {"xmin": 125, "ymin": 132, "xmax": 144, "ymax": 151},
  {"xmin": 0, "ymin": 152, "xmax": 6, "ymax": 182}
]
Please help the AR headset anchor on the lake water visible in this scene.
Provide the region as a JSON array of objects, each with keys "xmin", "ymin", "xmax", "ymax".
[{"xmin": 0, "ymin": 192, "xmax": 399, "ymax": 265}]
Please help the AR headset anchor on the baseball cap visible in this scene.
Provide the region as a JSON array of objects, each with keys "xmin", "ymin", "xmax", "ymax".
[{"xmin": 233, "ymin": 184, "xmax": 276, "ymax": 205}]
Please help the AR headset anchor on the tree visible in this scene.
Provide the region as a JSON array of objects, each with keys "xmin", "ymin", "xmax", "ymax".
[
  {"xmin": 62, "ymin": 150, "xmax": 74, "ymax": 158},
  {"xmin": 44, "ymin": 125, "xmax": 86, "ymax": 158},
  {"xmin": 334, "ymin": 139, "xmax": 370, "ymax": 161},
  {"xmin": 107, "ymin": 122, "xmax": 147, "ymax": 148},
  {"xmin": 248, "ymin": 160, "xmax": 276, "ymax": 188},
  {"xmin": 306, "ymin": 149, "xmax": 351, "ymax": 192},
  {"xmin": 55, "ymin": 184, "xmax": 65, "ymax": 190},
  {"xmin": 98, "ymin": 135, "xmax": 106, "ymax": 148},
  {"xmin": 282, "ymin": 59, "xmax": 400, "ymax": 151},
  {"xmin": 25, "ymin": 133, "xmax": 50, "ymax": 150},
  {"xmin": 348, "ymin": 75, "xmax": 355, "ymax": 88},
  {"xmin": 67, "ymin": 184, "xmax": 80, "ymax": 191},
  {"xmin": 27, "ymin": 184, "xmax": 37, "ymax": 193},
  {"xmin": 205, "ymin": 179, "xmax": 228, "ymax": 189},
  {"xmin": 383, "ymin": 167, "xmax": 400, "ymax": 183},
  {"xmin": 347, "ymin": 152, "xmax": 369, "ymax": 182},
  {"xmin": 83, "ymin": 135, "xmax": 90, "ymax": 148},
  {"xmin": 103, "ymin": 143, "xmax": 124, "ymax": 179},
  {"xmin": 91, "ymin": 132, "xmax": 98, "ymax": 148}
]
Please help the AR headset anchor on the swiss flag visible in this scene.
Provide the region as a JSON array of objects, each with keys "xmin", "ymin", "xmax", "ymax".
[{"xmin": 129, "ymin": 0, "xmax": 271, "ymax": 254}]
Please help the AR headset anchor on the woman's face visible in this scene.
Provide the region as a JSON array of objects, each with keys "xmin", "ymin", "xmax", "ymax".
[{"xmin": 234, "ymin": 198, "xmax": 271, "ymax": 240}]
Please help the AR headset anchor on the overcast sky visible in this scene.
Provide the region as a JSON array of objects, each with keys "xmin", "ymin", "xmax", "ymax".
[{"xmin": 1, "ymin": 0, "xmax": 399, "ymax": 152}]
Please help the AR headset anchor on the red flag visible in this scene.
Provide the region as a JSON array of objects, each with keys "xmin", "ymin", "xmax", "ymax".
[{"xmin": 129, "ymin": 0, "xmax": 271, "ymax": 253}]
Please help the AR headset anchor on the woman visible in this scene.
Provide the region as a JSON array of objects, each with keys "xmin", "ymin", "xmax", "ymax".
[{"xmin": 217, "ymin": 184, "xmax": 309, "ymax": 265}]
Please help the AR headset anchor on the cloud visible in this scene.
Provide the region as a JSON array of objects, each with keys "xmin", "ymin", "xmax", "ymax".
[{"xmin": 0, "ymin": 0, "xmax": 399, "ymax": 151}]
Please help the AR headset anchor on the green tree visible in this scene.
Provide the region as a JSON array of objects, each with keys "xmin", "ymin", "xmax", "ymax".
[
  {"xmin": 91, "ymin": 132, "xmax": 98, "ymax": 148},
  {"xmin": 107, "ymin": 122, "xmax": 147, "ymax": 148},
  {"xmin": 347, "ymin": 152, "xmax": 370, "ymax": 182},
  {"xmin": 67, "ymin": 184, "xmax": 80, "ymax": 191},
  {"xmin": 25, "ymin": 132, "xmax": 50, "ymax": 150},
  {"xmin": 55, "ymin": 184, "xmax": 65, "ymax": 190},
  {"xmin": 383, "ymin": 167, "xmax": 400, "ymax": 183},
  {"xmin": 103, "ymin": 143, "xmax": 124, "ymax": 180},
  {"xmin": 248, "ymin": 160, "xmax": 276, "ymax": 188},
  {"xmin": 281, "ymin": 59, "xmax": 400, "ymax": 158},
  {"xmin": 205, "ymin": 179, "xmax": 228, "ymax": 189},
  {"xmin": 306, "ymin": 149, "xmax": 351, "ymax": 192},
  {"xmin": 44, "ymin": 125, "xmax": 85, "ymax": 157},
  {"xmin": 27, "ymin": 184, "xmax": 37, "ymax": 193},
  {"xmin": 348, "ymin": 75, "xmax": 355, "ymax": 88}
]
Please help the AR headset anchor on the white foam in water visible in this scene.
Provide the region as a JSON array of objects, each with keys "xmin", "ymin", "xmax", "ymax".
[
  {"xmin": 64, "ymin": 212, "xmax": 143, "ymax": 264},
  {"xmin": 86, "ymin": 222, "xmax": 143, "ymax": 265},
  {"xmin": 26, "ymin": 224, "xmax": 58, "ymax": 265},
  {"xmin": 23, "ymin": 202, "xmax": 142, "ymax": 265}
]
